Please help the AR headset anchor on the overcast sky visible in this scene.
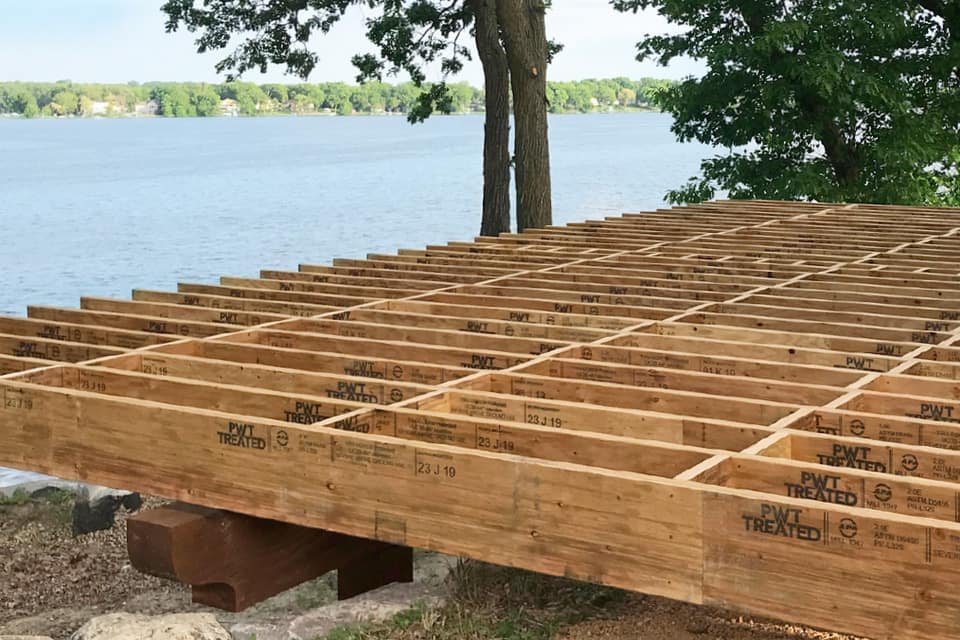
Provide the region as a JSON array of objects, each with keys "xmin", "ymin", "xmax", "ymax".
[{"xmin": 0, "ymin": 0, "xmax": 702, "ymax": 85}]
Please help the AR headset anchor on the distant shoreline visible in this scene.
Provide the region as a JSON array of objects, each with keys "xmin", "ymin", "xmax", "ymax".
[
  {"xmin": 0, "ymin": 106, "xmax": 662, "ymax": 120},
  {"xmin": 0, "ymin": 78, "xmax": 672, "ymax": 119}
]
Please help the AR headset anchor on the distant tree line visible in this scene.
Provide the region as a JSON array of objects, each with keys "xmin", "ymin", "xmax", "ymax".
[{"xmin": 0, "ymin": 78, "xmax": 671, "ymax": 119}]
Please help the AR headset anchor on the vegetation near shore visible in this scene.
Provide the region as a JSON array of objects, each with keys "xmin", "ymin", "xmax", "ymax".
[{"xmin": 0, "ymin": 78, "xmax": 669, "ymax": 119}]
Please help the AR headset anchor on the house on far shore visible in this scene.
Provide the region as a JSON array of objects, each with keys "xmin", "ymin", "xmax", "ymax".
[
  {"xmin": 220, "ymin": 98, "xmax": 239, "ymax": 117},
  {"xmin": 133, "ymin": 100, "xmax": 159, "ymax": 116}
]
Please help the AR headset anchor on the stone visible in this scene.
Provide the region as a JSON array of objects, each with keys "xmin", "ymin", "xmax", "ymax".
[
  {"xmin": 70, "ymin": 613, "xmax": 230, "ymax": 640},
  {"xmin": 72, "ymin": 485, "xmax": 142, "ymax": 535},
  {"xmin": 0, "ymin": 636, "xmax": 56, "ymax": 640}
]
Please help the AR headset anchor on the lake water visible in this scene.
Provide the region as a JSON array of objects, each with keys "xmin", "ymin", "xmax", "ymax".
[
  {"xmin": 0, "ymin": 112, "xmax": 714, "ymax": 316},
  {"xmin": 0, "ymin": 112, "xmax": 714, "ymax": 487}
]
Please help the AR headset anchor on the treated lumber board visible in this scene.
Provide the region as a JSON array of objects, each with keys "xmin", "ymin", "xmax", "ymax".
[
  {"xmin": 765, "ymin": 430, "xmax": 960, "ymax": 482},
  {"xmin": 519, "ymin": 356, "xmax": 845, "ymax": 403},
  {"xmin": 862, "ymin": 373, "xmax": 960, "ymax": 398},
  {"xmin": 305, "ymin": 262, "xmax": 500, "ymax": 282},
  {"xmin": 0, "ymin": 315, "xmax": 174, "ymax": 350},
  {"xmin": 164, "ymin": 340, "xmax": 471, "ymax": 386},
  {"xmin": 423, "ymin": 292, "xmax": 674, "ymax": 321},
  {"xmin": 0, "ymin": 380, "xmax": 707, "ymax": 603},
  {"xmin": 133, "ymin": 289, "xmax": 338, "ymax": 317},
  {"xmin": 454, "ymin": 284, "xmax": 700, "ymax": 311},
  {"xmin": 97, "ymin": 352, "xmax": 433, "ymax": 404},
  {"xmin": 259, "ymin": 269, "xmax": 451, "ymax": 289},
  {"xmin": 30, "ymin": 365, "xmax": 400, "ymax": 422},
  {"xmin": 471, "ymin": 372, "xmax": 798, "ymax": 425},
  {"xmin": 801, "ymin": 274, "xmax": 960, "ymax": 298},
  {"xmin": 919, "ymin": 346, "xmax": 960, "ymax": 362},
  {"xmin": 700, "ymin": 455, "xmax": 960, "ymax": 523},
  {"xmin": 277, "ymin": 318, "xmax": 570, "ymax": 356},
  {"xmin": 324, "ymin": 308, "xmax": 613, "ymax": 343},
  {"xmin": 0, "ymin": 353, "xmax": 50, "ymax": 376},
  {"xmin": 219, "ymin": 276, "xmax": 421, "ymax": 299},
  {"xmin": 314, "ymin": 406, "xmax": 715, "ymax": 476},
  {"xmin": 428, "ymin": 389, "xmax": 772, "ymax": 451},
  {"xmin": 0, "ymin": 332, "xmax": 125, "ymax": 363},
  {"xmin": 789, "ymin": 407, "xmax": 960, "ymax": 450},
  {"xmin": 784, "ymin": 280, "xmax": 960, "ymax": 307},
  {"xmin": 240, "ymin": 329, "xmax": 532, "ymax": 371},
  {"xmin": 596, "ymin": 335, "xmax": 881, "ymax": 379},
  {"xmin": 900, "ymin": 360, "xmax": 960, "ymax": 379},
  {"xmin": 360, "ymin": 252, "xmax": 548, "ymax": 269},
  {"xmin": 177, "ymin": 283, "xmax": 376, "ymax": 307},
  {"xmin": 500, "ymin": 275, "xmax": 739, "ymax": 300},
  {"xmin": 524, "ymin": 352, "xmax": 861, "ymax": 388},
  {"xmin": 637, "ymin": 322, "xmax": 915, "ymax": 362},
  {"xmin": 740, "ymin": 292, "xmax": 960, "ymax": 320},
  {"xmin": 677, "ymin": 311, "xmax": 948, "ymax": 345},
  {"xmin": 710, "ymin": 301, "xmax": 956, "ymax": 333},
  {"xmin": 82, "ymin": 297, "xmax": 289, "ymax": 326},
  {"xmin": 383, "ymin": 300, "xmax": 634, "ymax": 330},
  {"xmin": 701, "ymin": 490, "xmax": 960, "ymax": 640},
  {"xmin": 28, "ymin": 306, "xmax": 233, "ymax": 338},
  {"xmin": 838, "ymin": 390, "xmax": 960, "ymax": 426},
  {"xmin": 566, "ymin": 261, "xmax": 806, "ymax": 283}
]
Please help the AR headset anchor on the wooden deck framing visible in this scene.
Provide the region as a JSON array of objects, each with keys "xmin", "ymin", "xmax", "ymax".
[{"xmin": 3, "ymin": 199, "xmax": 960, "ymax": 638}]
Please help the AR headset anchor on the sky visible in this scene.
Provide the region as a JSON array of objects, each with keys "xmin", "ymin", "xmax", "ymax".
[{"xmin": 0, "ymin": 0, "xmax": 702, "ymax": 85}]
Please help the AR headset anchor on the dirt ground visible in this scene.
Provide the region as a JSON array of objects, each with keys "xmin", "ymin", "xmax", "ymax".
[{"xmin": 0, "ymin": 493, "xmax": 867, "ymax": 640}]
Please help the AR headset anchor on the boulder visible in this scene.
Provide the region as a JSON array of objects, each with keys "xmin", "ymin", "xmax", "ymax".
[
  {"xmin": 72, "ymin": 485, "xmax": 142, "ymax": 535},
  {"xmin": 70, "ymin": 613, "xmax": 230, "ymax": 640}
]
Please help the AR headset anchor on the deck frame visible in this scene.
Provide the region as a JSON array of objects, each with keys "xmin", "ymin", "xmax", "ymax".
[{"xmin": 3, "ymin": 200, "xmax": 960, "ymax": 638}]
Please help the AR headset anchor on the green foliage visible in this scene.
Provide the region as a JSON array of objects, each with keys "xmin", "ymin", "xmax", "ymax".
[
  {"xmin": 50, "ymin": 90, "xmax": 78, "ymax": 116},
  {"xmin": 0, "ymin": 79, "xmax": 670, "ymax": 119},
  {"xmin": 192, "ymin": 85, "xmax": 222, "ymax": 116},
  {"xmin": 161, "ymin": 0, "xmax": 476, "ymax": 124},
  {"xmin": 614, "ymin": 0, "xmax": 960, "ymax": 207},
  {"xmin": 0, "ymin": 489, "xmax": 32, "ymax": 507}
]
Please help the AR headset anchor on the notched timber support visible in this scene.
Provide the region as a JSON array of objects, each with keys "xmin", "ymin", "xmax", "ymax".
[{"xmin": 126, "ymin": 502, "xmax": 413, "ymax": 611}]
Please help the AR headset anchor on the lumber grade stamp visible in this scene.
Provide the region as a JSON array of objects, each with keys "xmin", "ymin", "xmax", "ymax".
[{"xmin": 126, "ymin": 502, "xmax": 413, "ymax": 611}]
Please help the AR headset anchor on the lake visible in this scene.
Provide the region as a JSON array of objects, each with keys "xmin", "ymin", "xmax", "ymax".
[
  {"xmin": 0, "ymin": 112, "xmax": 713, "ymax": 487},
  {"xmin": 0, "ymin": 112, "xmax": 714, "ymax": 316}
]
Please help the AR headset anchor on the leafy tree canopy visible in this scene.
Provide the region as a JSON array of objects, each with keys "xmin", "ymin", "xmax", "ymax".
[
  {"xmin": 161, "ymin": 0, "xmax": 476, "ymax": 122},
  {"xmin": 614, "ymin": 0, "xmax": 960, "ymax": 206}
]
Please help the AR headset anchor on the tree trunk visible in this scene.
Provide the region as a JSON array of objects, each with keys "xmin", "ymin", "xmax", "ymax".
[
  {"xmin": 496, "ymin": 0, "xmax": 553, "ymax": 231},
  {"xmin": 472, "ymin": 0, "xmax": 512, "ymax": 236}
]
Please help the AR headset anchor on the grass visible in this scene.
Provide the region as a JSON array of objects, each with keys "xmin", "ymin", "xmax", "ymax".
[
  {"xmin": 0, "ymin": 488, "xmax": 32, "ymax": 507},
  {"xmin": 0, "ymin": 488, "xmax": 75, "ymax": 528},
  {"xmin": 318, "ymin": 561, "xmax": 627, "ymax": 640}
]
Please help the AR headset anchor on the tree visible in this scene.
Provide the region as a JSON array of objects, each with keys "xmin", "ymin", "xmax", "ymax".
[
  {"xmin": 151, "ymin": 86, "xmax": 196, "ymax": 117},
  {"xmin": 12, "ymin": 91, "xmax": 39, "ymax": 118},
  {"xmin": 160, "ymin": 0, "xmax": 558, "ymax": 233},
  {"xmin": 192, "ymin": 85, "xmax": 222, "ymax": 117},
  {"xmin": 50, "ymin": 90, "xmax": 78, "ymax": 116},
  {"xmin": 614, "ymin": 0, "xmax": 960, "ymax": 206}
]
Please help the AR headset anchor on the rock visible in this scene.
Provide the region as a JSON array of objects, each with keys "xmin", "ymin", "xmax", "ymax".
[
  {"xmin": 0, "ymin": 636, "xmax": 55, "ymax": 640},
  {"xmin": 71, "ymin": 613, "xmax": 230, "ymax": 640},
  {"xmin": 72, "ymin": 485, "xmax": 142, "ymax": 535}
]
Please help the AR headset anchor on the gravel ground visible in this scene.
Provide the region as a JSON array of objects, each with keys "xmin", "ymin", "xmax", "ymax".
[
  {"xmin": 0, "ymin": 495, "xmax": 191, "ymax": 638},
  {"xmin": 556, "ymin": 596, "xmax": 866, "ymax": 640}
]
